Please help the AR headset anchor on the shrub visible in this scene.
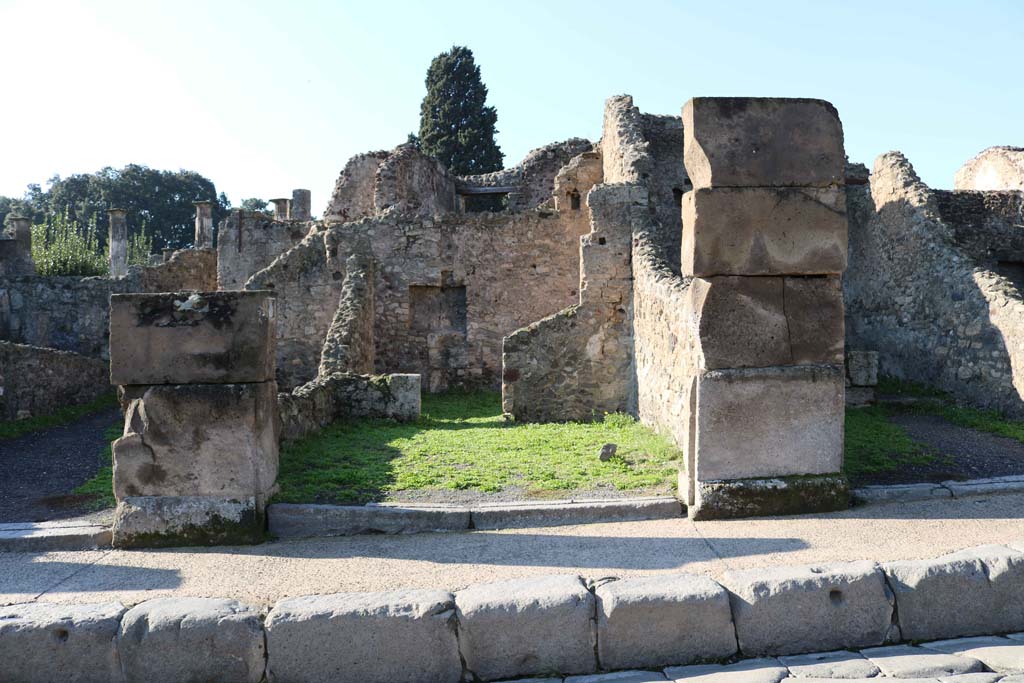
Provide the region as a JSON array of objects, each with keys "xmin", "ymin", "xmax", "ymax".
[
  {"xmin": 30, "ymin": 210, "xmax": 108, "ymax": 276},
  {"xmin": 127, "ymin": 221, "xmax": 154, "ymax": 266}
]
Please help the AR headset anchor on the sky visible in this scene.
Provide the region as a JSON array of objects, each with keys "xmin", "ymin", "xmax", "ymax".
[{"xmin": 1, "ymin": 0, "xmax": 1021, "ymax": 215}]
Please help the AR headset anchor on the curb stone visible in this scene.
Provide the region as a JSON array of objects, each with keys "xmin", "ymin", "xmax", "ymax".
[{"xmin": 853, "ymin": 475, "xmax": 1024, "ymax": 507}]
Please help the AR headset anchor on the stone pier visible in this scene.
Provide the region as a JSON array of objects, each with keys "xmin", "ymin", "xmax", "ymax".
[
  {"xmin": 0, "ymin": 215, "xmax": 35, "ymax": 277},
  {"xmin": 107, "ymin": 208, "xmax": 128, "ymax": 278},
  {"xmin": 193, "ymin": 200, "xmax": 214, "ymax": 248},
  {"xmin": 107, "ymin": 290, "xmax": 279, "ymax": 547},
  {"xmin": 680, "ymin": 97, "xmax": 849, "ymax": 519},
  {"xmin": 270, "ymin": 198, "xmax": 291, "ymax": 221},
  {"xmin": 290, "ymin": 189, "xmax": 311, "ymax": 220}
]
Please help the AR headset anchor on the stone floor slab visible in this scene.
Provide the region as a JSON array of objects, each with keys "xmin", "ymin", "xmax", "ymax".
[
  {"xmin": 777, "ymin": 650, "xmax": 880, "ymax": 678},
  {"xmin": 922, "ymin": 636, "xmax": 1024, "ymax": 673},
  {"xmin": 665, "ymin": 658, "xmax": 787, "ymax": 682},
  {"xmin": 862, "ymin": 645, "xmax": 983, "ymax": 678}
]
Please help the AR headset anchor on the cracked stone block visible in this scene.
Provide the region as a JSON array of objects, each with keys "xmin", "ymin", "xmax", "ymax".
[
  {"xmin": 0, "ymin": 601, "xmax": 126, "ymax": 683},
  {"xmin": 692, "ymin": 365, "xmax": 844, "ymax": 481},
  {"xmin": 778, "ymin": 650, "xmax": 880, "ymax": 678},
  {"xmin": 109, "ymin": 291, "xmax": 276, "ymax": 385},
  {"xmin": 884, "ymin": 544, "xmax": 1024, "ymax": 641},
  {"xmin": 687, "ymin": 276, "xmax": 843, "ymax": 370},
  {"xmin": 595, "ymin": 573, "xmax": 736, "ymax": 670},
  {"xmin": 846, "ymin": 350, "xmax": 879, "ymax": 387},
  {"xmin": 664, "ymin": 657, "xmax": 787, "ymax": 682},
  {"xmin": 113, "ymin": 382, "xmax": 279, "ymax": 503},
  {"xmin": 682, "ymin": 187, "xmax": 847, "ymax": 276},
  {"xmin": 456, "ymin": 575, "xmax": 596, "ymax": 681},
  {"xmin": 861, "ymin": 644, "xmax": 983, "ymax": 678},
  {"xmin": 721, "ymin": 561, "xmax": 894, "ymax": 656},
  {"xmin": 922, "ymin": 635, "xmax": 1024, "ymax": 674},
  {"xmin": 682, "ymin": 97, "xmax": 845, "ymax": 189},
  {"xmin": 118, "ymin": 598, "xmax": 264, "ymax": 683},
  {"xmin": 265, "ymin": 589, "xmax": 461, "ymax": 683}
]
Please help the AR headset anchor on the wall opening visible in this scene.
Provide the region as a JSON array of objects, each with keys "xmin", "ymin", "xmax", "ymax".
[
  {"xmin": 464, "ymin": 193, "xmax": 508, "ymax": 213},
  {"xmin": 568, "ymin": 189, "xmax": 581, "ymax": 211}
]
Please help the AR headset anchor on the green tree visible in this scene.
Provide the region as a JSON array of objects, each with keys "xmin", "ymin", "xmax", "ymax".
[
  {"xmin": 239, "ymin": 198, "xmax": 272, "ymax": 215},
  {"xmin": 417, "ymin": 46, "xmax": 503, "ymax": 175}
]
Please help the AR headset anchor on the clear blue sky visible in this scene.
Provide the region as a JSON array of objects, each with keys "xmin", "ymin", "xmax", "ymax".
[{"xmin": 1, "ymin": 0, "xmax": 1020, "ymax": 214}]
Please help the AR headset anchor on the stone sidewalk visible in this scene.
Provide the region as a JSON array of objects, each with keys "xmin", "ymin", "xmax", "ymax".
[{"xmin": 2, "ymin": 492, "xmax": 1023, "ymax": 608}]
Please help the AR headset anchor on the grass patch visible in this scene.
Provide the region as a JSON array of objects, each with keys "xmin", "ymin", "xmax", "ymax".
[
  {"xmin": 0, "ymin": 392, "xmax": 118, "ymax": 441},
  {"xmin": 71, "ymin": 424, "xmax": 120, "ymax": 511},
  {"xmin": 274, "ymin": 391, "xmax": 681, "ymax": 505},
  {"xmin": 843, "ymin": 404, "xmax": 934, "ymax": 479}
]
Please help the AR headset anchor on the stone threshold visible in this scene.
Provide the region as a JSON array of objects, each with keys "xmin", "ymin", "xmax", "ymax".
[
  {"xmin": 0, "ymin": 519, "xmax": 111, "ymax": 552},
  {"xmin": 7, "ymin": 540, "xmax": 1024, "ymax": 682},
  {"xmin": 852, "ymin": 474, "xmax": 1024, "ymax": 506},
  {"xmin": 267, "ymin": 496, "xmax": 684, "ymax": 539}
]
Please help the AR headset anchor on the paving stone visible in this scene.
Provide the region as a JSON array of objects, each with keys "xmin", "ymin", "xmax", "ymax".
[
  {"xmin": 777, "ymin": 649, "xmax": 880, "ymax": 678},
  {"xmin": 943, "ymin": 476, "xmax": 1024, "ymax": 499},
  {"xmin": 861, "ymin": 644, "xmax": 983, "ymax": 678},
  {"xmin": 267, "ymin": 502, "xmax": 471, "ymax": 538},
  {"xmin": 721, "ymin": 561, "xmax": 893, "ymax": 655},
  {"xmin": 938, "ymin": 673, "xmax": 1006, "ymax": 682},
  {"xmin": 119, "ymin": 597, "xmax": 264, "ymax": 683},
  {"xmin": 265, "ymin": 588, "xmax": 461, "ymax": 683},
  {"xmin": 664, "ymin": 657, "xmax": 787, "ymax": 682},
  {"xmin": 456, "ymin": 574, "xmax": 597, "ymax": 681},
  {"xmin": 0, "ymin": 601, "xmax": 125, "ymax": 683},
  {"xmin": 471, "ymin": 497, "xmax": 683, "ymax": 530},
  {"xmin": 566, "ymin": 672, "xmax": 668, "ymax": 682},
  {"xmin": 851, "ymin": 484, "xmax": 953, "ymax": 505},
  {"xmin": 922, "ymin": 636, "xmax": 1024, "ymax": 673},
  {"xmin": 0, "ymin": 523, "xmax": 111, "ymax": 552},
  {"xmin": 1009, "ymin": 632, "xmax": 1024, "ymax": 642},
  {"xmin": 595, "ymin": 573, "xmax": 736, "ymax": 670}
]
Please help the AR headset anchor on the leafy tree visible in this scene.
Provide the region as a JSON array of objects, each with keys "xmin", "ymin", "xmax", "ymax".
[
  {"xmin": 239, "ymin": 198, "xmax": 272, "ymax": 215},
  {"xmin": 417, "ymin": 46, "xmax": 503, "ymax": 175}
]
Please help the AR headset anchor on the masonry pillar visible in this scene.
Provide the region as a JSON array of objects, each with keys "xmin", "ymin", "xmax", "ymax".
[
  {"xmin": 270, "ymin": 198, "xmax": 291, "ymax": 221},
  {"xmin": 0, "ymin": 216, "xmax": 36, "ymax": 277},
  {"xmin": 193, "ymin": 200, "xmax": 214, "ymax": 249},
  {"xmin": 107, "ymin": 290, "xmax": 279, "ymax": 547},
  {"xmin": 290, "ymin": 189, "xmax": 311, "ymax": 221},
  {"xmin": 680, "ymin": 97, "xmax": 849, "ymax": 519},
  {"xmin": 107, "ymin": 208, "xmax": 128, "ymax": 278}
]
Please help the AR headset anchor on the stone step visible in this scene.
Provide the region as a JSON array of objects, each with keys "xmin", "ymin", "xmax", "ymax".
[{"xmin": 0, "ymin": 520, "xmax": 111, "ymax": 552}]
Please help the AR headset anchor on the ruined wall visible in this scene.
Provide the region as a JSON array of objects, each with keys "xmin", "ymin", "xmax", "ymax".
[
  {"xmin": 845, "ymin": 151, "xmax": 1024, "ymax": 416},
  {"xmin": 319, "ymin": 253, "xmax": 375, "ymax": 376},
  {"xmin": 641, "ymin": 114, "xmax": 689, "ymax": 273},
  {"xmin": 139, "ymin": 248, "xmax": 217, "ymax": 292},
  {"xmin": 955, "ymin": 146, "xmax": 1024, "ymax": 191},
  {"xmin": 0, "ymin": 341, "xmax": 109, "ymax": 420},
  {"xmin": 323, "ymin": 151, "xmax": 390, "ymax": 221},
  {"xmin": 373, "ymin": 144, "xmax": 458, "ymax": 217},
  {"xmin": 218, "ymin": 211, "xmax": 309, "ymax": 290},
  {"xmin": 278, "ymin": 373, "xmax": 420, "ymax": 441}
]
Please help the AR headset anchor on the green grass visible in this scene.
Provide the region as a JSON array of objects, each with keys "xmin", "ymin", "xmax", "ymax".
[
  {"xmin": 72, "ymin": 425, "xmax": 120, "ymax": 510},
  {"xmin": 843, "ymin": 404, "xmax": 935, "ymax": 478},
  {"xmin": 0, "ymin": 393, "xmax": 118, "ymax": 441},
  {"xmin": 274, "ymin": 391, "xmax": 682, "ymax": 505}
]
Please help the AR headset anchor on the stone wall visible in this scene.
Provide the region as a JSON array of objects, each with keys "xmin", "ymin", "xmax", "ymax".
[
  {"xmin": 319, "ymin": 253, "xmax": 375, "ymax": 376},
  {"xmin": 373, "ymin": 144, "xmax": 458, "ymax": 217},
  {"xmin": 954, "ymin": 146, "xmax": 1024, "ymax": 191},
  {"xmin": 323, "ymin": 151, "xmax": 390, "ymax": 221},
  {"xmin": 0, "ymin": 341, "xmax": 109, "ymax": 420},
  {"xmin": 139, "ymin": 248, "xmax": 217, "ymax": 292},
  {"xmin": 846, "ymin": 151, "xmax": 1024, "ymax": 416},
  {"xmin": 217, "ymin": 211, "xmax": 309, "ymax": 290}
]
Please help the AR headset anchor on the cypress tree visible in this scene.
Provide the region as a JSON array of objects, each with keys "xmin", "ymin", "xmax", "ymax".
[{"xmin": 417, "ymin": 46, "xmax": 504, "ymax": 175}]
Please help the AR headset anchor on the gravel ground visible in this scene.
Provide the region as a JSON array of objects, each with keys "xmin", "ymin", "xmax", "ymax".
[
  {"xmin": 854, "ymin": 412, "xmax": 1024, "ymax": 486},
  {"xmin": 0, "ymin": 408, "xmax": 119, "ymax": 523}
]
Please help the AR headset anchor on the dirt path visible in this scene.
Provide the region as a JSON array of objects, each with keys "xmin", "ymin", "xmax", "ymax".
[{"xmin": 0, "ymin": 408, "xmax": 119, "ymax": 523}]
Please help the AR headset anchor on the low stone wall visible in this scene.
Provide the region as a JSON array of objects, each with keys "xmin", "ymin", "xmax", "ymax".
[
  {"xmin": 217, "ymin": 210, "xmax": 308, "ymax": 290},
  {"xmin": 138, "ymin": 247, "xmax": 217, "ymax": 292},
  {"xmin": 6, "ymin": 541, "xmax": 1024, "ymax": 682},
  {"xmin": 0, "ymin": 341, "xmax": 109, "ymax": 420},
  {"xmin": 278, "ymin": 372, "xmax": 421, "ymax": 441}
]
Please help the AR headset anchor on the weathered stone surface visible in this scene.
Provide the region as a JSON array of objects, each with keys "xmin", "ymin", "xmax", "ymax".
[
  {"xmin": 0, "ymin": 601, "xmax": 125, "ymax": 683},
  {"xmin": 692, "ymin": 365, "xmax": 844, "ymax": 481},
  {"xmin": 922, "ymin": 636, "xmax": 1024, "ymax": 674},
  {"xmin": 119, "ymin": 597, "xmax": 264, "ymax": 683},
  {"xmin": 883, "ymin": 544, "xmax": 1024, "ymax": 641},
  {"xmin": 721, "ymin": 561, "xmax": 893, "ymax": 656},
  {"xmin": 456, "ymin": 574, "xmax": 596, "ymax": 680},
  {"xmin": 783, "ymin": 277, "xmax": 845, "ymax": 365},
  {"xmin": 692, "ymin": 475, "xmax": 849, "ymax": 520},
  {"xmin": 852, "ymin": 483, "xmax": 952, "ymax": 505},
  {"xmin": 664, "ymin": 658, "xmax": 787, "ymax": 682},
  {"xmin": 846, "ymin": 350, "xmax": 879, "ymax": 387},
  {"xmin": 267, "ymin": 503, "xmax": 471, "ymax": 538},
  {"xmin": 955, "ymin": 146, "xmax": 1024, "ymax": 191},
  {"xmin": 778, "ymin": 650, "xmax": 880, "ymax": 678},
  {"xmin": 861, "ymin": 645, "xmax": 983, "ymax": 678},
  {"xmin": 567, "ymin": 672, "xmax": 668, "ymax": 682},
  {"xmin": 595, "ymin": 573, "xmax": 736, "ymax": 670},
  {"xmin": 471, "ymin": 497, "xmax": 683, "ymax": 530},
  {"xmin": 0, "ymin": 341, "xmax": 109, "ymax": 421},
  {"xmin": 111, "ymin": 496, "xmax": 262, "ymax": 548},
  {"xmin": 682, "ymin": 187, "xmax": 847, "ymax": 276},
  {"xmin": 265, "ymin": 589, "xmax": 460, "ymax": 683},
  {"xmin": 109, "ymin": 291, "xmax": 276, "ymax": 385},
  {"xmin": 113, "ymin": 382, "xmax": 279, "ymax": 503},
  {"xmin": 943, "ymin": 475, "xmax": 1024, "ymax": 499},
  {"xmin": 0, "ymin": 521, "xmax": 111, "ymax": 552},
  {"xmin": 682, "ymin": 97, "xmax": 844, "ymax": 189}
]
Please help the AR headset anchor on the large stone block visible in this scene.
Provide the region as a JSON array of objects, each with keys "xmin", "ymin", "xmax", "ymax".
[
  {"xmin": 721, "ymin": 561, "xmax": 894, "ymax": 656},
  {"xmin": 682, "ymin": 187, "xmax": 847, "ymax": 276},
  {"xmin": 455, "ymin": 575, "xmax": 597, "ymax": 680},
  {"xmin": 595, "ymin": 573, "xmax": 736, "ymax": 670},
  {"xmin": 113, "ymin": 382, "xmax": 279, "ymax": 503},
  {"xmin": 265, "ymin": 589, "xmax": 461, "ymax": 683},
  {"xmin": 111, "ymin": 495, "xmax": 263, "ymax": 548},
  {"xmin": 691, "ymin": 474, "xmax": 849, "ymax": 521},
  {"xmin": 692, "ymin": 365, "xmax": 844, "ymax": 481},
  {"xmin": 883, "ymin": 544, "xmax": 1024, "ymax": 641},
  {"xmin": 688, "ymin": 276, "xmax": 843, "ymax": 369},
  {"xmin": 109, "ymin": 291, "xmax": 276, "ymax": 385},
  {"xmin": 118, "ymin": 598, "xmax": 264, "ymax": 683},
  {"xmin": 683, "ymin": 97, "xmax": 845, "ymax": 188},
  {"xmin": 0, "ymin": 601, "xmax": 125, "ymax": 683}
]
